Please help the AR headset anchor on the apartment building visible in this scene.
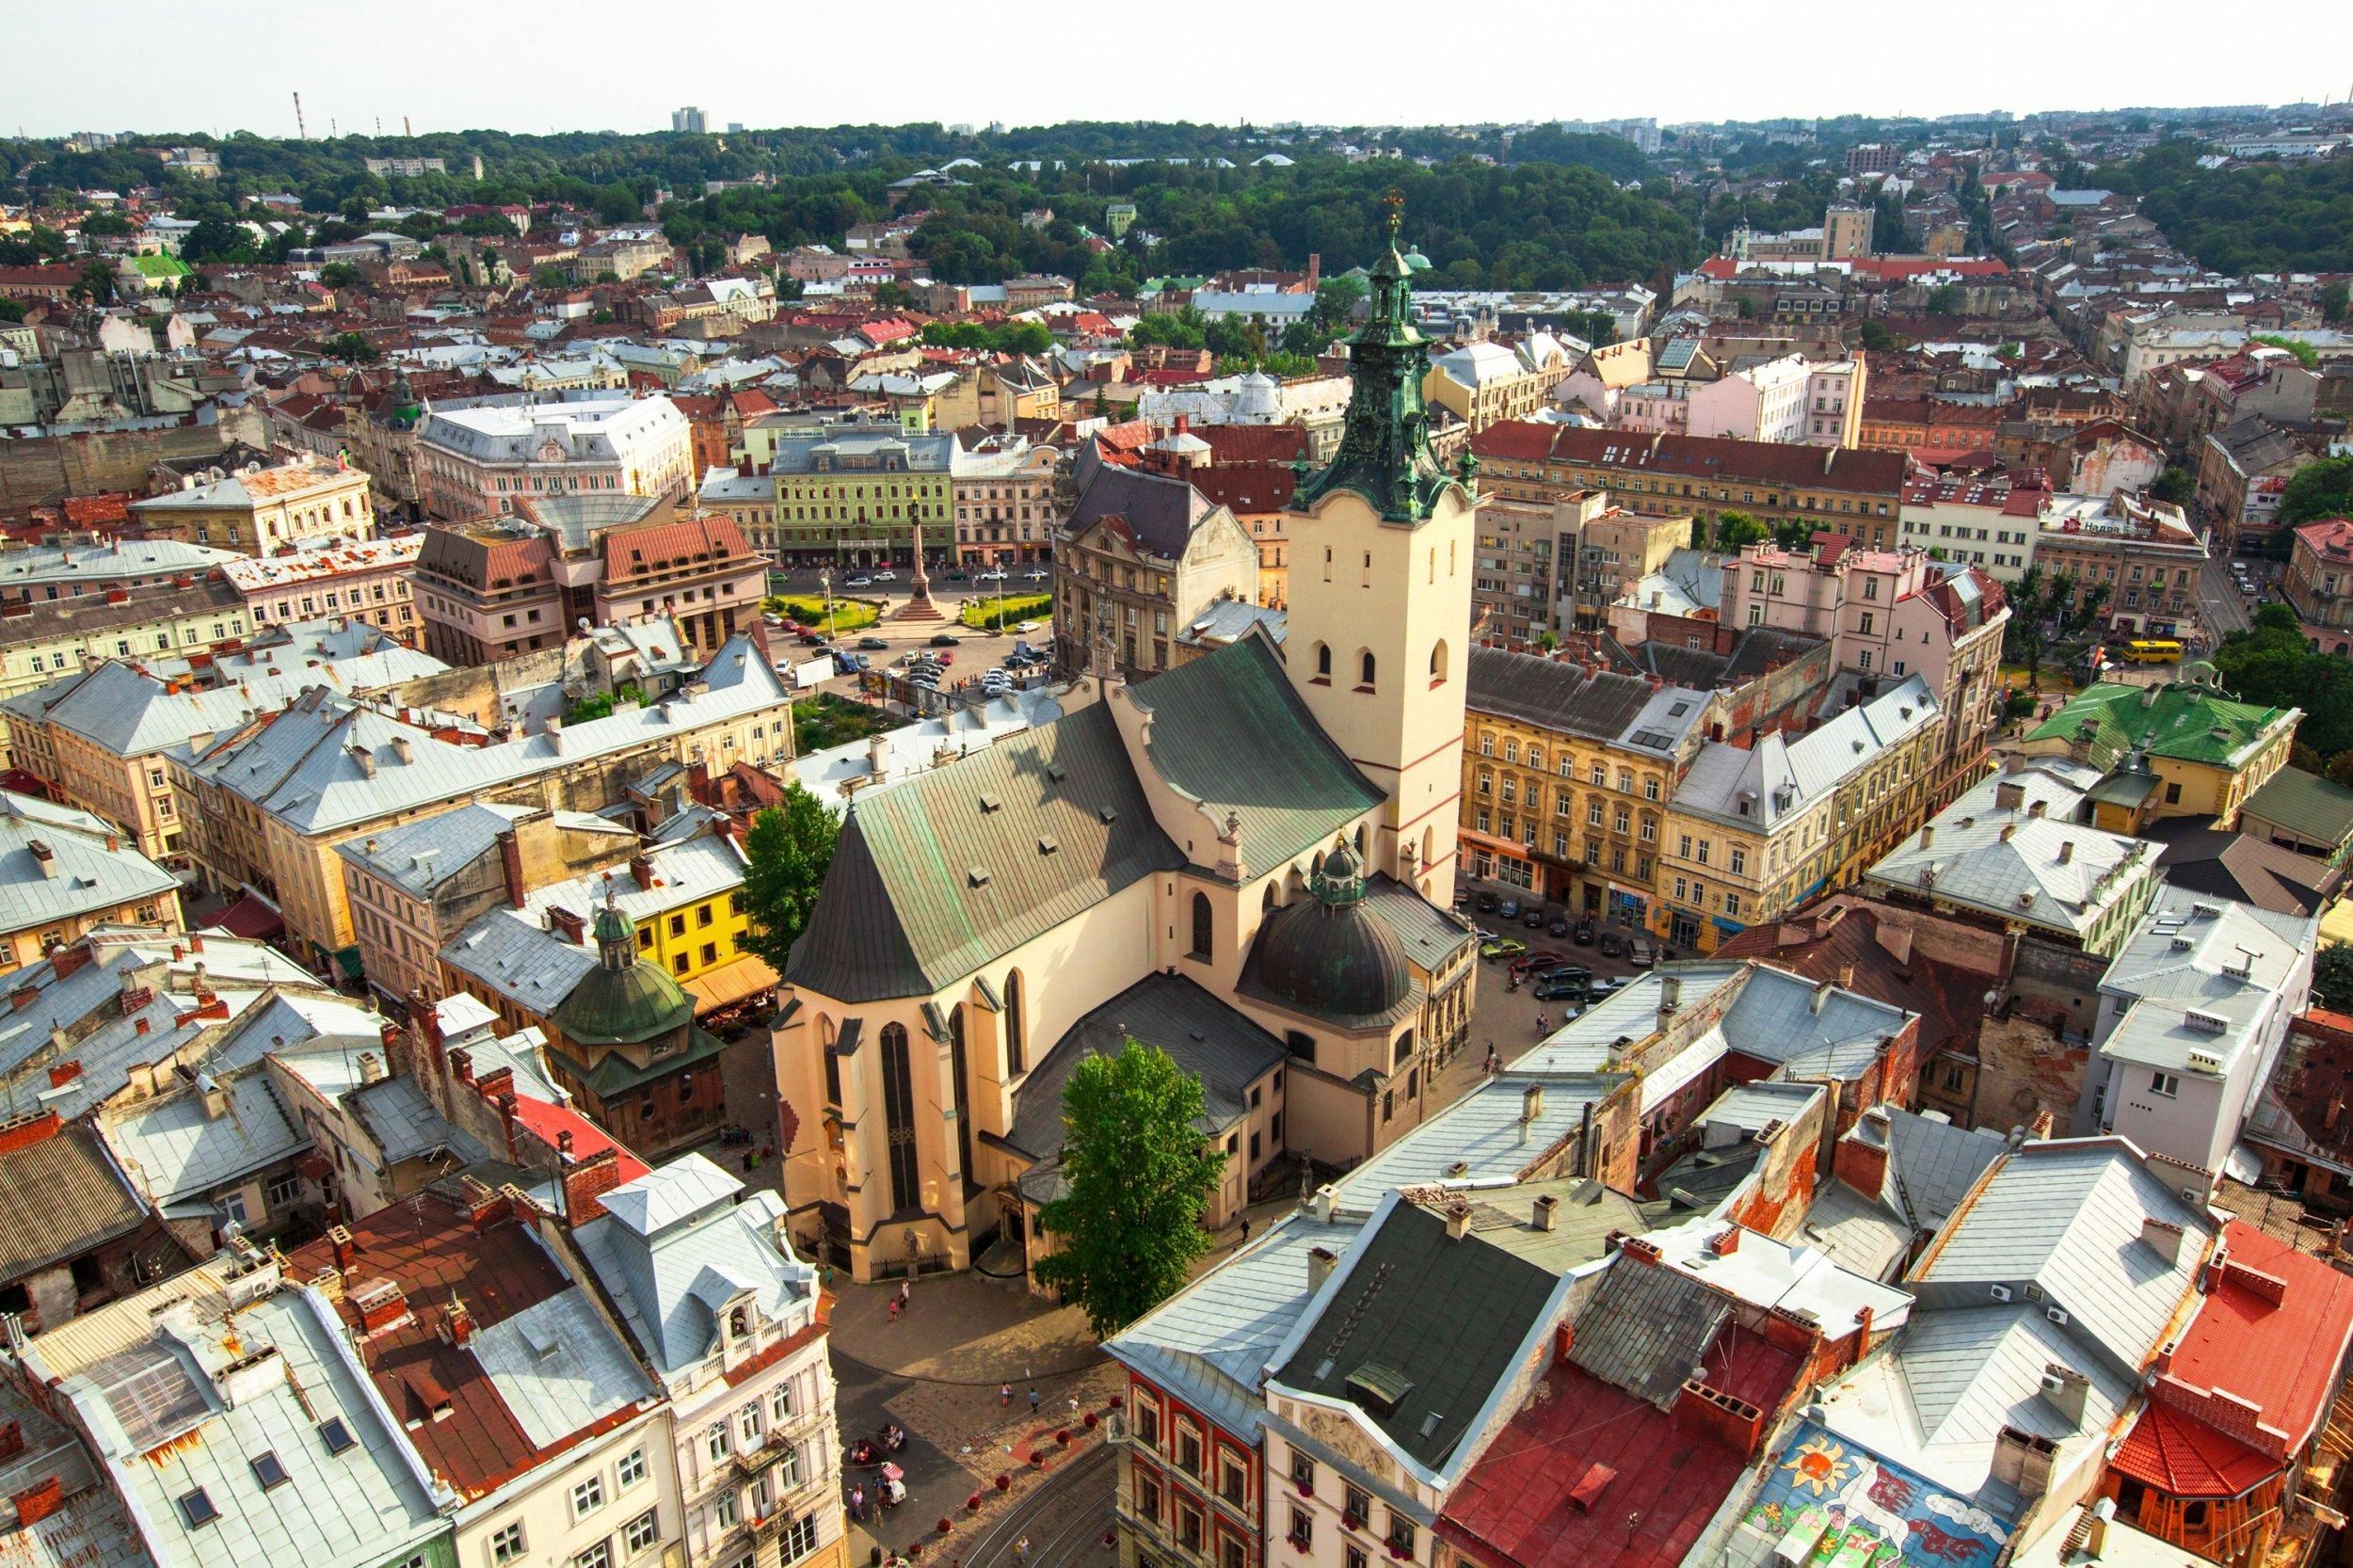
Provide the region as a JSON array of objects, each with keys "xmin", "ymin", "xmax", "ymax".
[
  {"xmin": 170, "ymin": 632, "xmax": 798, "ymax": 971},
  {"xmin": 2198, "ymin": 415, "xmax": 2316, "ymax": 554},
  {"xmin": 766, "ymin": 420, "xmax": 967, "ymax": 570},
  {"xmin": 1564, "ymin": 502, "xmax": 1692, "ymax": 630},
  {"xmin": 1897, "ymin": 469, "xmax": 2045, "ymax": 583},
  {"xmin": 1656, "ymin": 676, "xmax": 1943, "ymax": 952},
  {"xmin": 1052, "ymin": 460, "xmax": 1257, "ymax": 679},
  {"xmin": 416, "ymin": 394, "xmax": 694, "ymax": 520},
  {"xmin": 127, "ymin": 456, "xmax": 376, "ymax": 558},
  {"xmin": 415, "ymin": 493, "xmax": 762, "ymax": 665},
  {"xmin": 223, "ymin": 533, "xmax": 424, "ymax": 645},
  {"xmin": 2032, "ymin": 489, "xmax": 2209, "ymax": 637},
  {"xmin": 2024, "ymin": 676, "xmax": 2299, "ymax": 832},
  {"xmin": 1421, "ymin": 339, "xmax": 1569, "ymax": 432},
  {"xmin": 0, "ymin": 791, "xmax": 181, "ymax": 964},
  {"xmin": 1461, "ymin": 648, "xmax": 1716, "ymax": 922},
  {"xmin": 1469, "ymin": 424, "xmax": 1909, "ymax": 548},
  {"xmin": 951, "ymin": 437, "xmax": 1059, "ymax": 566},
  {"xmin": 2286, "ymin": 519, "xmax": 2353, "ymax": 650}
]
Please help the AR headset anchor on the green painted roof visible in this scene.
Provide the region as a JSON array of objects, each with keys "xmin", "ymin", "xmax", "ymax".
[
  {"xmin": 2242, "ymin": 767, "xmax": 2353, "ymax": 849},
  {"xmin": 132, "ymin": 254, "xmax": 191, "ymax": 279},
  {"xmin": 2025, "ymin": 681, "xmax": 2297, "ymax": 770},
  {"xmin": 552, "ymin": 903, "xmax": 696, "ymax": 1046},
  {"xmin": 547, "ymin": 1026, "xmax": 728, "ymax": 1097},
  {"xmin": 1128, "ymin": 632, "xmax": 1385, "ymax": 872}
]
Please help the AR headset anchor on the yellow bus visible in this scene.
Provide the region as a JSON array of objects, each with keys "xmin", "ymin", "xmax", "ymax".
[{"xmin": 2121, "ymin": 639, "xmax": 2184, "ymax": 664}]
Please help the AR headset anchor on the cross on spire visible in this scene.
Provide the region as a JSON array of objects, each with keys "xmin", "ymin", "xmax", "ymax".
[{"xmin": 1382, "ymin": 188, "xmax": 1405, "ymax": 239}]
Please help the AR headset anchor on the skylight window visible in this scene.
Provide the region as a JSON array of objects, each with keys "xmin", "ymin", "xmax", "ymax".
[
  {"xmin": 180, "ymin": 1488, "xmax": 220, "ymax": 1528},
  {"xmin": 250, "ymin": 1450, "xmax": 289, "ymax": 1489},
  {"xmin": 317, "ymin": 1416, "xmax": 357, "ymax": 1455}
]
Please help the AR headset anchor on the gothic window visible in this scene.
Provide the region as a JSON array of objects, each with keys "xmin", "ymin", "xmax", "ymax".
[
  {"xmin": 1190, "ymin": 892, "xmax": 1213, "ymax": 960},
  {"xmin": 950, "ymin": 1005, "xmax": 976, "ymax": 1197},
  {"xmin": 1003, "ymin": 971, "xmax": 1026, "ymax": 1075},
  {"xmin": 1358, "ymin": 650, "xmax": 1376, "ymax": 689},
  {"xmin": 1314, "ymin": 643, "xmax": 1332, "ymax": 680},
  {"xmin": 878, "ymin": 1024, "xmax": 920, "ymax": 1215}
]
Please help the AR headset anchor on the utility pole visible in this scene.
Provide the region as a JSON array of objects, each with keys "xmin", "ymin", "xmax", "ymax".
[
  {"xmin": 404, "ymin": 115, "xmax": 412, "ymax": 137},
  {"xmin": 293, "ymin": 91, "xmax": 307, "ymax": 141}
]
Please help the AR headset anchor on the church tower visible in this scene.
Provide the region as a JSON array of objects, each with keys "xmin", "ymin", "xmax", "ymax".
[{"xmin": 1282, "ymin": 200, "xmax": 1477, "ymax": 899}]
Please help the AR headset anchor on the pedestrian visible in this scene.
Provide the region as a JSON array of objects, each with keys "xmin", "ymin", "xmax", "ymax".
[
  {"xmin": 888, "ymin": 1297, "xmax": 901, "ymax": 1323},
  {"xmin": 1000, "ymin": 1383, "xmax": 1012, "ymax": 1407},
  {"xmin": 851, "ymin": 1485, "xmax": 865, "ymax": 1522},
  {"xmin": 1017, "ymin": 1539, "xmax": 1032, "ymax": 1565},
  {"xmin": 1029, "ymin": 1387, "xmax": 1040, "ymax": 1416},
  {"xmin": 1535, "ymin": 1011, "xmax": 1548, "ymax": 1033},
  {"xmin": 898, "ymin": 1278, "xmax": 911, "ymax": 1312},
  {"xmin": 1240, "ymin": 1216, "xmax": 1251, "ymax": 1242}
]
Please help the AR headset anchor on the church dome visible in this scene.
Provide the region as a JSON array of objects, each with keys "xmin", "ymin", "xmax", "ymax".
[
  {"xmin": 553, "ymin": 899, "xmax": 696, "ymax": 1047},
  {"xmin": 1253, "ymin": 840, "xmax": 1413, "ymax": 1027}
]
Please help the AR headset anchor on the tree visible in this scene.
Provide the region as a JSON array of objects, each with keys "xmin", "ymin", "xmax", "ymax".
[
  {"xmin": 2253, "ymin": 334, "xmax": 2321, "ymax": 371},
  {"xmin": 1713, "ymin": 510, "xmax": 1767, "ymax": 549},
  {"xmin": 2329, "ymin": 751, "xmax": 2353, "ymax": 790},
  {"xmin": 2150, "ymin": 465, "xmax": 2195, "ymax": 505},
  {"xmin": 593, "ymin": 182, "xmax": 645, "ymax": 224},
  {"xmin": 70, "ymin": 261, "xmax": 116, "ymax": 306},
  {"xmin": 1857, "ymin": 320, "xmax": 1897, "ymax": 353},
  {"xmin": 1311, "ymin": 275, "xmax": 1366, "ymax": 333},
  {"xmin": 0, "ymin": 299, "xmax": 24, "ymax": 324},
  {"xmin": 2279, "ymin": 457, "xmax": 2353, "ymax": 531},
  {"xmin": 1032, "ymin": 1040, "xmax": 1225, "ymax": 1336},
  {"xmin": 2002, "ymin": 566, "xmax": 2088, "ymax": 690},
  {"xmin": 737, "ymin": 784, "xmax": 841, "ymax": 972},
  {"xmin": 2325, "ymin": 280, "xmax": 2350, "ymax": 326},
  {"xmin": 1924, "ymin": 282, "xmax": 1963, "ymax": 316},
  {"xmin": 872, "ymin": 280, "xmax": 912, "ymax": 310},
  {"xmin": 1769, "ymin": 517, "xmax": 1816, "ymax": 551},
  {"xmin": 318, "ymin": 262, "xmax": 360, "ymax": 289},
  {"xmin": 2215, "ymin": 604, "xmax": 2353, "ymax": 758},
  {"xmin": 178, "ymin": 216, "xmax": 257, "ymax": 265},
  {"xmin": 2315, "ymin": 944, "xmax": 2353, "ymax": 1014},
  {"xmin": 322, "ymin": 331, "xmax": 379, "ymax": 364}
]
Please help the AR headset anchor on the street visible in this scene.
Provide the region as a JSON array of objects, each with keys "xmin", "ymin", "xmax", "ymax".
[{"xmin": 2201, "ymin": 554, "xmax": 2255, "ymax": 640}]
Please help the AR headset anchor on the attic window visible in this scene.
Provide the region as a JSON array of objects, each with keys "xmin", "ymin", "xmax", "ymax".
[
  {"xmin": 1098, "ymin": 807, "xmax": 1118, "ymax": 824},
  {"xmin": 180, "ymin": 1489, "xmax": 220, "ymax": 1528},
  {"xmin": 250, "ymin": 1450, "xmax": 289, "ymax": 1490},
  {"xmin": 1046, "ymin": 764, "xmax": 1067, "ymax": 783},
  {"xmin": 1038, "ymin": 837, "xmax": 1059, "ymax": 856},
  {"xmin": 968, "ymin": 867, "xmax": 992, "ymax": 888},
  {"xmin": 1344, "ymin": 1362, "xmax": 1414, "ymax": 1416},
  {"xmin": 317, "ymin": 1416, "xmax": 357, "ymax": 1456},
  {"xmin": 979, "ymin": 793, "xmax": 1003, "ymax": 813}
]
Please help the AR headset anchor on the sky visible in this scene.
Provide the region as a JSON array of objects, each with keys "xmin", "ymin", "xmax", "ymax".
[{"xmin": 10, "ymin": 0, "xmax": 2349, "ymax": 140}]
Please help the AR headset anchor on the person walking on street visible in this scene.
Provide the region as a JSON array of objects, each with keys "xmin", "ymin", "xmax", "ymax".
[
  {"xmin": 1029, "ymin": 1387, "xmax": 1040, "ymax": 1416},
  {"xmin": 898, "ymin": 1278, "xmax": 911, "ymax": 1313},
  {"xmin": 1016, "ymin": 1539, "xmax": 1032, "ymax": 1565},
  {"xmin": 1000, "ymin": 1383, "xmax": 1012, "ymax": 1407},
  {"xmin": 1240, "ymin": 1216, "xmax": 1251, "ymax": 1243},
  {"xmin": 888, "ymin": 1297, "xmax": 901, "ymax": 1323}
]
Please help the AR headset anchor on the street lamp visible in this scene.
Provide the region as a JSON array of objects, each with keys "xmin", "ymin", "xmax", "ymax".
[{"xmin": 820, "ymin": 568, "xmax": 834, "ymax": 638}]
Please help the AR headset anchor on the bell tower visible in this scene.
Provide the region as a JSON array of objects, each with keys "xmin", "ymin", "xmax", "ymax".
[{"xmin": 1282, "ymin": 197, "xmax": 1476, "ymax": 899}]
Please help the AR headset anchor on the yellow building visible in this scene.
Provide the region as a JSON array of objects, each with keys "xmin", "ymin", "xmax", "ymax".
[
  {"xmin": 0, "ymin": 580, "xmax": 253, "ymax": 765},
  {"xmin": 127, "ymin": 456, "xmax": 376, "ymax": 556},
  {"xmin": 1655, "ymin": 676, "xmax": 1944, "ymax": 952},
  {"xmin": 1422, "ymin": 341, "xmax": 1564, "ymax": 432},
  {"xmin": 0, "ymin": 791, "xmax": 182, "ymax": 966},
  {"xmin": 2021, "ymin": 675, "xmax": 2299, "ymax": 832},
  {"xmin": 1461, "ymin": 648, "xmax": 1718, "ymax": 922}
]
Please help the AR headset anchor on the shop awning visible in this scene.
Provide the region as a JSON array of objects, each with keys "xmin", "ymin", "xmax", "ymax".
[
  {"xmin": 682, "ymin": 955, "xmax": 779, "ymax": 1015},
  {"xmin": 209, "ymin": 891, "xmax": 284, "ymax": 941}
]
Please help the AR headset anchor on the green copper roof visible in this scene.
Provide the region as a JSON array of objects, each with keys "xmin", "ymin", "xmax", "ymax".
[
  {"xmin": 2025, "ymin": 680, "xmax": 2297, "ymax": 770},
  {"xmin": 553, "ymin": 900, "xmax": 696, "ymax": 1046},
  {"xmin": 546, "ymin": 1026, "xmax": 728, "ymax": 1097},
  {"xmin": 2241, "ymin": 767, "xmax": 2353, "ymax": 851},
  {"xmin": 1289, "ymin": 201, "xmax": 1474, "ymax": 524}
]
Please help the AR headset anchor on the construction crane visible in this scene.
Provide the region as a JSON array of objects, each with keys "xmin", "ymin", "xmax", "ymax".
[{"xmin": 293, "ymin": 90, "xmax": 307, "ymax": 140}]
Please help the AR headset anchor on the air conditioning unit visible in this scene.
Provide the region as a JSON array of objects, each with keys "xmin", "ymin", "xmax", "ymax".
[
  {"xmin": 2046, "ymin": 1306, "xmax": 2071, "ymax": 1326},
  {"xmin": 1991, "ymin": 1285, "xmax": 2014, "ymax": 1303}
]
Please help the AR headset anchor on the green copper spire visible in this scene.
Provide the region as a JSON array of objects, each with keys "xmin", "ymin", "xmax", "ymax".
[{"xmin": 1289, "ymin": 196, "xmax": 1471, "ymax": 523}]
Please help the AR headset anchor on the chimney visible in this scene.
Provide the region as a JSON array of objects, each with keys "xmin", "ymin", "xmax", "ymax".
[
  {"xmin": 1658, "ymin": 973, "xmax": 1682, "ymax": 1019},
  {"xmin": 0, "ymin": 1111, "xmax": 61, "ymax": 1156},
  {"xmin": 2141, "ymin": 1217, "xmax": 2185, "ymax": 1263},
  {"xmin": 328, "ymin": 1224, "xmax": 358, "ymax": 1273},
  {"xmin": 450, "ymin": 1048, "xmax": 473, "ymax": 1084},
  {"xmin": 356, "ymin": 1050, "xmax": 385, "ymax": 1085},
  {"xmin": 1998, "ymin": 822, "xmax": 2016, "ymax": 841},
  {"xmin": 1918, "ymin": 824, "xmax": 1933, "ymax": 850},
  {"xmin": 351, "ymin": 745, "xmax": 376, "ymax": 779},
  {"xmin": 1532, "ymin": 1193, "xmax": 1559, "ymax": 1232},
  {"xmin": 630, "ymin": 855, "xmax": 654, "ymax": 891},
  {"xmin": 2029, "ymin": 798, "xmax": 2047, "ymax": 818},
  {"xmin": 465, "ymin": 1180, "xmax": 512, "ymax": 1233},
  {"xmin": 9, "ymin": 1475, "xmax": 63, "ymax": 1527},
  {"xmin": 1994, "ymin": 780, "xmax": 2025, "ymax": 811},
  {"xmin": 497, "ymin": 828, "xmax": 527, "ymax": 909},
  {"xmin": 440, "ymin": 1294, "xmax": 474, "ymax": 1349},
  {"xmin": 2057, "ymin": 840, "xmax": 2074, "ymax": 863},
  {"xmin": 1522, "ymin": 1084, "xmax": 1545, "ymax": 1124},
  {"xmin": 2040, "ymin": 1363, "xmax": 2090, "ymax": 1430},
  {"xmin": 562, "ymin": 1145, "xmax": 624, "ymax": 1222},
  {"xmin": 199, "ymin": 1075, "xmax": 231, "ymax": 1120},
  {"xmin": 28, "ymin": 840, "xmax": 55, "ymax": 879},
  {"xmin": 544, "ymin": 715, "xmax": 564, "ymax": 754},
  {"xmin": 1307, "ymin": 1245, "xmax": 1337, "ymax": 1293},
  {"xmin": 1711, "ymin": 1226, "xmax": 1741, "ymax": 1257},
  {"xmin": 0, "ymin": 1420, "xmax": 21, "ymax": 1461},
  {"xmin": 1810, "ymin": 978, "xmax": 1834, "ymax": 1015},
  {"xmin": 1445, "ymin": 1200, "xmax": 1473, "ymax": 1241},
  {"xmin": 2086, "ymin": 1499, "xmax": 2116, "ymax": 1560},
  {"xmin": 387, "ymin": 735, "xmax": 412, "ymax": 765}
]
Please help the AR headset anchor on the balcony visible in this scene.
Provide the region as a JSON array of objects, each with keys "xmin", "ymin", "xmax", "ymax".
[{"xmin": 1118, "ymin": 1503, "xmax": 1209, "ymax": 1566}]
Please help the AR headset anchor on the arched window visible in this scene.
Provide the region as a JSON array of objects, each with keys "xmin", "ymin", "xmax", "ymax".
[
  {"xmin": 1430, "ymin": 640, "xmax": 1449, "ymax": 683},
  {"xmin": 1359, "ymin": 650, "xmax": 1377, "ymax": 688},
  {"xmin": 1313, "ymin": 643, "xmax": 1332, "ymax": 680},
  {"xmin": 1003, "ymin": 971, "xmax": 1025, "ymax": 1076},
  {"xmin": 1262, "ymin": 884, "xmax": 1276, "ymax": 913},
  {"xmin": 1189, "ymin": 891, "xmax": 1213, "ymax": 960},
  {"xmin": 877, "ymin": 1023, "xmax": 919, "ymax": 1215},
  {"xmin": 728, "ymin": 1305, "xmax": 749, "ymax": 1339},
  {"xmin": 1354, "ymin": 824, "xmax": 1368, "ymax": 856},
  {"xmin": 950, "ymin": 1004, "xmax": 976, "ymax": 1197}
]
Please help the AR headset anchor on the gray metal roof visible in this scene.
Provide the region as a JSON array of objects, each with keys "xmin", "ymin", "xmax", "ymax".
[
  {"xmin": 1797, "ymin": 1180, "xmax": 1913, "ymax": 1281},
  {"xmin": 104, "ymin": 1071, "xmax": 304, "ymax": 1210},
  {"xmin": 1567, "ymin": 1255, "xmax": 1729, "ymax": 1408},
  {"xmin": 1673, "ymin": 676, "xmax": 1939, "ymax": 831},
  {"xmin": 1008, "ymin": 972, "xmax": 1287, "ymax": 1160},
  {"xmin": 1910, "ymin": 1140, "xmax": 2212, "ymax": 1377},
  {"xmin": 469, "ymin": 1288, "xmax": 658, "ymax": 1448},
  {"xmin": 2094, "ymin": 888, "xmax": 2313, "ymax": 1077},
  {"xmin": 0, "ymin": 792, "xmax": 180, "ymax": 932},
  {"xmin": 1866, "ymin": 763, "xmax": 2154, "ymax": 938},
  {"xmin": 1465, "ymin": 648, "xmax": 1709, "ymax": 748},
  {"xmin": 1875, "ymin": 1108, "xmax": 2006, "ymax": 1232},
  {"xmin": 1329, "ymin": 1074, "xmax": 1625, "ymax": 1208},
  {"xmin": 333, "ymin": 802, "xmax": 543, "ymax": 899}
]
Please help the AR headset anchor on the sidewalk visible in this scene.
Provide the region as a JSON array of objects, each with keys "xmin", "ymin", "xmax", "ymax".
[{"xmin": 832, "ymin": 1268, "xmax": 1101, "ymax": 1384}]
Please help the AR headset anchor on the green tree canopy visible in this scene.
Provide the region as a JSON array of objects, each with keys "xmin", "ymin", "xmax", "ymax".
[
  {"xmin": 1032, "ymin": 1040, "xmax": 1225, "ymax": 1337},
  {"xmin": 2215, "ymin": 604, "xmax": 2353, "ymax": 758},
  {"xmin": 2315, "ymin": 944, "xmax": 2353, "ymax": 1013},
  {"xmin": 738, "ymin": 784, "xmax": 842, "ymax": 973},
  {"xmin": 2280, "ymin": 457, "xmax": 2353, "ymax": 531},
  {"xmin": 1713, "ymin": 511, "xmax": 1768, "ymax": 549}
]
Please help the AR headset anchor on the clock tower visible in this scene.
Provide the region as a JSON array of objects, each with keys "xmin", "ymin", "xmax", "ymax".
[{"xmin": 1282, "ymin": 200, "xmax": 1477, "ymax": 899}]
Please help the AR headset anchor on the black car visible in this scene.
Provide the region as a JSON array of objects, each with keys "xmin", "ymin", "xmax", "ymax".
[
  {"xmin": 1597, "ymin": 930, "xmax": 1628, "ymax": 959},
  {"xmin": 796, "ymin": 632, "xmax": 828, "ymax": 647},
  {"xmin": 929, "ymin": 632, "xmax": 961, "ymax": 648},
  {"xmin": 857, "ymin": 636, "xmax": 889, "ymax": 650},
  {"xmin": 1532, "ymin": 977, "xmax": 1588, "ymax": 1002},
  {"xmin": 1522, "ymin": 908, "xmax": 1545, "ymax": 929},
  {"xmin": 1475, "ymin": 891, "xmax": 1499, "ymax": 913},
  {"xmin": 1573, "ymin": 920, "xmax": 1595, "ymax": 946},
  {"xmin": 1535, "ymin": 964, "xmax": 1592, "ymax": 987},
  {"xmin": 1547, "ymin": 916, "xmax": 1571, "ymax": 938}
]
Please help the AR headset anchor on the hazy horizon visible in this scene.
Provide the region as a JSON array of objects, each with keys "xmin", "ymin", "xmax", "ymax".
[{"xmin": 8, "ymin": 0, "xmax": 2347, "ymax": 144}]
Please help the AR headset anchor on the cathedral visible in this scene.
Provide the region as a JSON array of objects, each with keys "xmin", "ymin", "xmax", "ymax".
[{"xmin": 772, "ymin": 213, "xmax": 1485, "ymax": 1282}]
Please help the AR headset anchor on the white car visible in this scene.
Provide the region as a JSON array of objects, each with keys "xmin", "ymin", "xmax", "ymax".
[
  {"xmin": 977, "ymin": 568, "xmax": 1008, "ymax": 582},
  {"xmin": 1023, "ymin": 568, "xmax": 1049, "ymax": 582},
  {"xmin": 872, "ymin": 569, "xmax": 898, "ymax": 582},
  {"xmin": 844, "ymin": 575, "xmax": 872, "ymax": 588}
]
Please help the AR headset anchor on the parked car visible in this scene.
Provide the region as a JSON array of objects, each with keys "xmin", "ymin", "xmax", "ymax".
[
  {"xmin": 1534, "ymin": 964, "xmax": 1592, "ymax": 989},
  {"xmin": 872, "ymin": 569, "xmax": 899, "ymax": 582},
  {"xmin": 857, "ymin": 636, "xmax": 889, "ymax": 650},
  {"xmin": 1585, "ymin": 975, "xmax": 1629, "ymax": 1003},
  {"xmin": 1507, "ymin": 952, "xmax": 1568, "ymax": 981},
  {"xmin": 1627, "ymin": 935, "xmax": 1656, "ymax": 968},
  {"xmin": 1597, "ymin": 930, "xmax": 1628, "ymax": 959},
  {"xmin": 1522, "ymin": 907, "xmax": 1545, "ymax": 929},
  {"xmin": 1533, "ymin": 976, "xmax": 1589, "ymax": 1002},
  {"xmin": 1546, "ymin": 916, "xmax": 1571, "ymax": 938},
  {"xmin": 1023, "ymin": 568, "xmax": 1049, "ymax": 582},
  {"xmin": 978, "ymin": 569, "xmax": 1008, "ymax": 582},
  {"xmin": 1475, "ymin": 891, "xmax": 1500, "ymax": 913},
  {"xmin": 944, "ymin": 570, "xmax": 968, "ymax": 583},
  {"xmin": 929, "ymin": 632, "xmax": 961, "ymax": 648},
  {"xmin": 1479, "ymin": 936, "xmax": 1527, "ymax": 962},
  {"xmin": 1573, "ymin": 920, "xmax": 1595, "ymax": 946},
  {"xmin": 1497, "ymin": 897, "xmax": 1523, "ymax": 920},
  {"xmin": 1014, "ymin": 620, "xmax": 1041, "ymax": 634},
  {"xmin": 844, "ymin": 575, "xmax": 873, "ymax": 588},
  {"xmin": 1452, "ymin": 888, "xmax": 1471, "ymax": 911},
  {"xmin": 796, "ymin": 632, "xmax": 828, "ymax": 647}
]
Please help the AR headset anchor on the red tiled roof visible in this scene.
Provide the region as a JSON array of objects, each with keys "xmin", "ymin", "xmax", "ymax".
[
  {"xmin": 2113, "ymin": 1401, "xmax": 2277, "ymax": 1498},
  {"xmin": 600, "ymin": 515, "xmax": 757, "ymax": 583},
  {"xmin": 1190, "ymin": 462, "xmax": 1295, "ymax": 516},
  {"xmin": 2295, "ymin": 519, "xmax": 2353, "ymax": 559},
  {"xmin": 280, "ymin": 1192, "xmax": 632, "ymax": 1499},
  {"xmin": 1475, "ymin": 424, "xmax": 1909, "ymax": 495},
  {"xmin": 1198, "ymin": 425, "xmax": 1308, "ymax": 465},
  {"xmin": 1437, "ymin": 1335, "xmax": 1801, "ymax": 1568}
]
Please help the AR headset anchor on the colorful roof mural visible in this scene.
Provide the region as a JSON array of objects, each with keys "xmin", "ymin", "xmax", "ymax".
[{"xmin": 1736, "ymin": 1424, "xmax": 2013, "ymax": 1568}]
